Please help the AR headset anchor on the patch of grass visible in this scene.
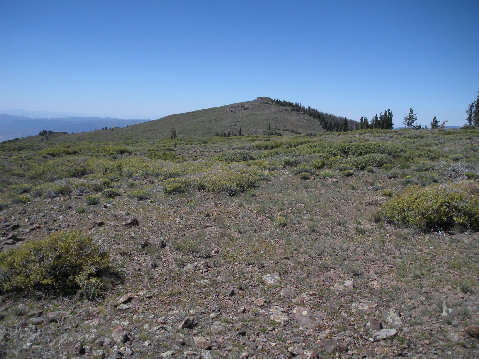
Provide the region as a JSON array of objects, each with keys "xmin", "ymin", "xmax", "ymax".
[
  {"xmin": 376, "ymin": 180, "xmax": 479, "ymax": 231},
  {"xmin": 0, "ymin": 231, "xmax": 110, "ymax": 298}
]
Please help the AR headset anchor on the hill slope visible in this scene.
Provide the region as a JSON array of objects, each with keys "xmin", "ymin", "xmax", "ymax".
[{"xmin": 27, "ymin": 97, "xmax": 354, "ymax": 143}]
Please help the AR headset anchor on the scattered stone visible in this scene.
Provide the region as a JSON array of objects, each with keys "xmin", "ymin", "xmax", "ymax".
[
  {"xmin": 351, "ymin": 301, "xmax": 376, "ymax": 312},
  {"xmin": 365, "ymin": 318, "xmax": 382, "ymax": 332},
  {"xmin": 117, "ymin": 293, "xmax": 135, "ymax": 305},
  {"xmin": 370, "ymin": 328, "xmax": 397, "ymax": 341},
  {"xmin": 75, "ymin": 342, "xmax": 85, "ymax": 355},
  {"xmin": 194, "ymin": 336, "xmax": 211, "ymax": 349},
  {"xmin": 117, "ymin": 304, "xmax": 131, "ymax": 311},
  {"xmin": 465, "ymin": 325, "xmax": 479, "ymax": 338},
  {"xmin": 140, "ymin": 240, "xmax": 149, "ymax": 249},
  {"xmin": 253, "ymin": 298, "xmax": 265, "ymax": 307},
  {"xmin": 280, "ymin": 287, "xmax": 295, "ymax": 298},
  {"xmin": 270, "ymin": 306, "xmax": 289, "ymax": 324},
  {"xmin": 211, "ymin": 321, "xmax": 225, "ymax": 333},
  {"xmin": 179, "ymin": 317, "xmax": 197, "ymax": 329},
  {"xmin": 94, "ymin": 221, "xmax": 105, "ymax": 227},
  {"xmin": 124, "ymin": 347, "xmax": 134, "ymax": 356},
  {"xmin": 293, "ymin": 306, "xmax": 322, "ymax": 330},
  {"xmin": 200, "ymin": 349, "xmax": 214, "ymax": 359},
  {"xmin": 158, "ymin": 239, "xmax": 167, "ymax": 248},
  {"xmin": 227, "ymin": 288, "xmax": 235, "ymax": 296},
  {"xmin": 334, "ymin": 279, "xmax": 354, "ymax": 292},
  {"xmin": 263, "ymin": 273, "xmax": 280, "ymax": 285},
  {"xmin": 46, "ymin": 311, "xmax": 68, "ymax": 323},
  {"xmin": 287, "ymin": 345, "xmax": 303, "ymax": 356},
  {"xmin": 238, "ymin": 306, "xmax": 246, "ymax": 314},
  {"xmin": 319, "ymin": 338, "xmax": 347, "ymax": 353},
  {"xmin": 160, "ymin": 351, "xmax": 175, "ymax": 358},
  {"xmin": 113, "ymin": 350, "xmax": 124, "ymax": 359},
  {"xmin": 112, "ymin": 325, "xmax": 130, "ymax": 344},
  {"xmin": 31, "ymin": 317, "xmax": 44, "ymax": 325},
  {"xmin": 301, "ymin": 350, "xmax": 319, "ymax": 359},
  {"xmin": 385, "ymin": 309, "xmax": 403, "ymax": 327},
  {"xmin": 239, "ymin": 352, "xmax": 249, "ymax": 359},
  {"xmin": 123, "ymin": 218, "xmax": 139, "ymax": 227}
]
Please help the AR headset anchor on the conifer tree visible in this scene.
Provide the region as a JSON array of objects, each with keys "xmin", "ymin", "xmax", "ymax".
[{"xmin": 403, "ymin": 108, "xmax": 418, "ymax": 129}]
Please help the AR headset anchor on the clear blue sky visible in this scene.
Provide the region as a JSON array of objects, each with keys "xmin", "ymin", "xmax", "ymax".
[{"xmin": 1, "ymin": 0, "xmax": 478, "ymax": 127}]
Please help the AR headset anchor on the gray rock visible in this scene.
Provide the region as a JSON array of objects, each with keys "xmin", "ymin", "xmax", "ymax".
[
  {"xmin": 263, "ymin": 273, "xmax": 280, "ymax": 285},
  {"xmin": 319, "ymin": 338, "xmax": 347, "ymax": 353},
  {"xmin": 160, "ymin": 351, "xmax": 175, "ymax": 358},
  {"xmin": 200, "ymin": 349, "xmax": 214, "ymax": 359},
  {"xmin": 179, "ymin": 317, "xmax": 197, "ymax": 329},
  {"xmin": 31, "ymin": 317, "xmax": 44, "ymax": 325},
  {"xmin": 117, "ymin": 304, "xmax": 131, "ymax": 311},
  {"xmin": 385, "ymin": 309, "xmax": 403, "ymax": 327},
  {"xmin": 371, "ymin": 328, "xmax": 397, "ymax": 341},
  {"xmin": 123, "ymin": 218, "xmax": 139, "ymax": 227},
  {"xmin": 465, "ymin": 325, "xmax": 479, "ymax": 338},
  {"xmin": 293, "ymin": 306, "xmax": 322, "ymax": 330},
  {"xmin": 112, "ymin": 324, "xmax": 130, "ymax": 344},
  {"xmin": 365, "ymin": 318, "xmax": 382, "ymax": 332},
  {"xmin": 117, "ymin": 293, "xmax": 135, "ymax": 305},
  {"xmin": 270, "ymin": 306, "xmax": 289, "ymax": 324},
  {"xmin": 47, "ymin": 311, "xmax": 68, "ymax": 323}
]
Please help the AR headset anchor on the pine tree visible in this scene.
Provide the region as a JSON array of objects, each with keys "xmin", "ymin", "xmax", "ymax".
[
  {"xmin": 403, "ymin": 108, "xmax": 418, "ymax": 129},
  {"xmin": 430, "ymin": 116, "xmax": 439, "ymax": 129}
]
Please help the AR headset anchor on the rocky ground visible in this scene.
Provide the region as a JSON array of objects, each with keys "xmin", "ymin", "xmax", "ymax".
[{"xmin": 1, "ymin": 166, "xmax": 478, "ymax": 359}]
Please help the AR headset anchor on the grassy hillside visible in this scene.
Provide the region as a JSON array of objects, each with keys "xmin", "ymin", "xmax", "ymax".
[
  {"xmin": 0, "ymin": 128, "xmax": 478, "ymax": 358},
  {"xmin": 16, "ymin": 97, "xmax": 355, "ymax": 144}
]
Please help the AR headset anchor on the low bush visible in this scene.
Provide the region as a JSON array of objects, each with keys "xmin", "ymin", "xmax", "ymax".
[
  {"xmin": 164, "ymin": 177, "xmax": 191, "ymax": 194},
  {"xmin": 131, "ymin": 190, "xmax": 150, "ymax": 201},
  {"xmin": 0, "ymin": 231, "xmax": 110, "ymax": 298},
  {"xmin": 376, "ymin": 180, "xmax": 479, "ymax": 231},
  {"xmin": 103, "ymin": 188, "xmax": 120, "ymax": 198},
  {"xmin": 86, "ymin": 195, "xmax": 100, "ymax": 205}
]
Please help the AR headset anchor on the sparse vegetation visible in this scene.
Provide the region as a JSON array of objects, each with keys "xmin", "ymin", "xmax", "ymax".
[{"xmin": 0, "ymin": 104, "xmax": 478, "ymax": 358}]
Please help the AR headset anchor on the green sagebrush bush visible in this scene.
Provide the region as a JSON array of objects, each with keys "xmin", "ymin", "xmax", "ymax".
[
  {"xmin": 0, "ymin": 231, "xmax": 110, "ymax": 299},
  {"xmin": 376, "ymin": 180, "xmax": 479, "ymax": 231}
]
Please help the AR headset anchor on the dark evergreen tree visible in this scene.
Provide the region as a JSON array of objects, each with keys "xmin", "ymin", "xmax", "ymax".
[
  {"xmin": 403, "ymin": 108, "xmax": 418, "ymax": 129},
  {"xmin": 430, "ymin": 116, "xmax": 439, "ymax": 129}
]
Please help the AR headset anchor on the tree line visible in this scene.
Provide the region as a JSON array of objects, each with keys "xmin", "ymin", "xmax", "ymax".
[{"xmin": 271, "ymin": 99, "xmax": 358, "ymax": 132}]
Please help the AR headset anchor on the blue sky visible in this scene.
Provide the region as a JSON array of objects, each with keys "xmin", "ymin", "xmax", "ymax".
[{"xmin": 1, "ymin": 0, "xmax": 478, "ymax": 127}]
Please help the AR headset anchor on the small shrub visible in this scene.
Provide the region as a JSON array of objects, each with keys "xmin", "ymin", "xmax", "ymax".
[
  {"xmin": 376, "ymin": 180, "xmax": 479, "ymax": 231},
  {"xmin": 0, "ymin": 231, "xmax": 110, "ymax": 296},
  {"xmin": 75, "ymin": 206, "xmax": 86, "ymax": 214},
  {"xmin": 132, "ymin": 190, "xmax": 150, "ymax": 201},
  {"xmin": 164, "ymin": 178, "xmax": 191, "ymax": 194},
  {"xmin": 103, "ymin": 188, "xmax": 120, "ymax": 198},
  {"xmin": 12, "ymin": 194, "xmax": 31, "ymax": 204},
  {"xmin": 275, "ymin": 216, "xmax": 287, "ymax": 227},
  {"xmin": 341, "ymin": 169, "xmax": 354, "ymax": 177},
  {"xmin": 318, "ymin": 170, "xmax": 334, "ymax": 179},
  {"xmin": 10, "ymin": 183, "xmax": 32, "ymax": 194},
  {"xmin": 86, "ymin": 195, "xmax": 100, "ymax": 205},
  {"xmin": 382, "ymin": 188, "xmax": 393, "ymax": 197},
  {"xmin": 0, "ymin": 202, "xmax": 7, "ymax": 211}
]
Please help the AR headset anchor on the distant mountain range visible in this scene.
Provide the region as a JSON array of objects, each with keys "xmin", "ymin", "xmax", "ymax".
[{"xmin": 0, "ymin": 114, "xmax": 149, "ymax": 142}]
